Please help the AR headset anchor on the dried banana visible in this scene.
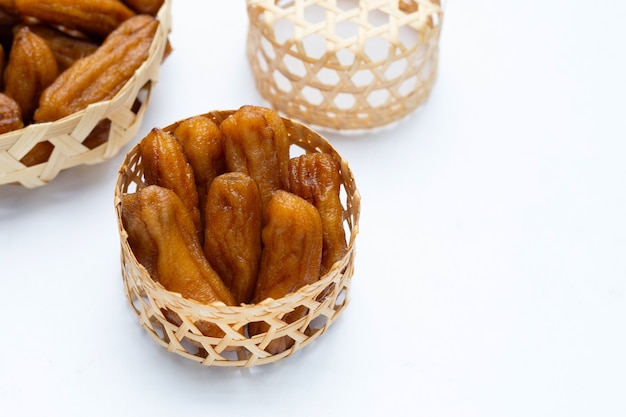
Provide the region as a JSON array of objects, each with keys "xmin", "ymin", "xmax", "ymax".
[
  {"xmin": 139, "ymin": 127, "xmax": 202, "ymax": 236},
  {"xmin": 33, "ymin": 14, "xmax": 158, "ymax": 123},
  {"xmin": 203, "ymin": 172, "xmax": 262, "ymax": 305},
  {"xmin": 172, "ymin": 115, "xmax": 226, "ymax": 229},
  {"xmin": 249, "ymin": 190, "xmax": 323, "ymax": 354},
  {"xmin": 221, "ymin": 105, "xmax": 290, "ymax": 217},
  {"xmin": 4, "ymin": 26, "xmax": 58, "ymax": 123},
  {"xmin": 14, "ymin": 0, "xmax": 135, "ymax": 38},
  {"xmin": 123, "ymin": 185, "xmax": 235, "ymax": 306},
  {"xmin": 288, "ymin": 152, "xmax": 347, "ymax": 274},
  {"xmin": 122, "ymin": 185, "xmax": 236, "ymax": 338},
  {"xmin": 0, "ymin": 92, "xmax": 23, "ymax": 134}
]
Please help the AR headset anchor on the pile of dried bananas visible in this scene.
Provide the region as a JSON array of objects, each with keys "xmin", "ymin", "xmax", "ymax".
[
  {"xmin": 0, "ymin": 0, "xmax": 167, "ymax": 165},
  {"xmin": 121, "ymin": 105, "xmax": 348, "ymax": 354}
]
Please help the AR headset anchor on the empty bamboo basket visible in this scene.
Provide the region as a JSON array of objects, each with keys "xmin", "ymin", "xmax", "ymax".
[
  {"xmin": 115, "ymin": 109, "xmax": 361, "ymax": 367},
  {"xmin": 0, "ymin": 0, "xmax": 172, "ymax": 188},
  {"xmin": 246, "ymin": 0, "xmax": 444, "ymax": 132}
]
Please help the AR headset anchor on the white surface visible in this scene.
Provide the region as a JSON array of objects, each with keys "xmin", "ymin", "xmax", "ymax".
[{"xmin": 1, "ymin": 1, "xmax": 626, "ymax": 416}]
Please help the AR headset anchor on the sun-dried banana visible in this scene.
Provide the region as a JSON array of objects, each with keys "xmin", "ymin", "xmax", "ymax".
[
  {"xmin": 204, "ymin": 172, "xmax": 262, "ymax": 305},
  {"xmin": 0, "ymin": 92, "xmax": 23, "ymax": 134},
  {"xmin": 14, "ymin": 0, "xmax": 135, "ymax": 39},
  {"xmin": 21, "ymin": 24, "xmax": 99, "ymax": 72},
  {"xmin": 172, "ymin": 115, "xmax": 226, "ymax": 229},
  {"xmin": 33, "ymin": 14, "xmax": 158, "ymax": 123},
  {"xmin": 249, "ymin": 190, "xmax": 323, "ymax": 354},
  {"xmin": 122, "ymin": 185, "xmax": 236, "ymax": 338},
  {"xmin": 4, "ymin": 26, "xmax": 58, "ymax": 123},
  {"xmin": 123, "ymin": 185, "xmax": 235, "ymax": 307},
  {"xmin": 139, "ymin": 127, "xmax": 202, "ymax": 236},
  {"xmin": 0, "ymin": 0, "xmax": 17, "ymax": 16},
  {"xmin": 120, "ymin": 192, "xmax": 158, "ymax": 278},
  {"xmin": 123, "ymin": 0, "xmax": 163, "ymax": 15},
  {"xmin": 221, "ymin": 105, "xmax": 290, "ymax": 217},
  {"xmin": 288, "ymin": 152, "xmax": 347, "ymax": 274}
]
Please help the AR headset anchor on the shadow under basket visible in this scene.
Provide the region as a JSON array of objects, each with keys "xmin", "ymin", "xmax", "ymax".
[
  {"xmin": 0, "ymin": 0, "xmax": 172, "ymax": 188},
  {"xmin": 114, "ymin": 110, "xmax": 361, "ymax": 367}
]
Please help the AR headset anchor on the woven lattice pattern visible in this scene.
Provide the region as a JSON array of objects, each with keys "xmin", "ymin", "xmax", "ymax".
[
  {"xmin": 0, "ymin": 0, "xmax": 172, "ymax": 188},
  {"xmin": 115, "ymin": 110, "xmax": 361, "ymax": 367},
  {"xmin": 246, "ymin": 0, "xmax": 443, "ymax": 131}
]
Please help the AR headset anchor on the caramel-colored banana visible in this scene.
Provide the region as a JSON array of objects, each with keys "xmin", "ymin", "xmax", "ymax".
[
  {"xmin": 123, "ymin": 185, "xmax": 235, "ymax": 337},
  {"xmin": 288, "ymin": 152, "xmax": 347, "ymax": 274},
  {"xmin": 204, "ymin": 172, "xmax": 262, "ymax": 305},
  {"xmin": 14, "ymin": 0, "xmax": 135, "ymax": 38},
  {"xmin": 123, "ymin": 0, "xmax": 163, "ymax": 15},
  {"xmin": 4, "ymin": 26, "xmax": 58, "ymax": 123},
  {"xmin": 249, "ymin": 190, "xmax": 323, "ymax": 354},
  {"xmin": 19, "ymin": 142, "xmax": 54, "ymax": 166},
  {"xmin": 33, "ymin": 14, "xmax": 158, "ymax": 123},
  {"xmin": 0, "ymin": 92, "xmax": 23, "ymax": 134},
  {"xmin": 172, "ymin": 115, "xmax": 226, "ymax": 229},
  {"xmin": 82, "ymin": 119, "xmax": 111, "ymax": 150},
  {"xmin": 0, "ymin": 0, "xmax": 17, "ymax": 16},
  {"xmin": 0, "ymin": 44, "xmax": 4, "ymax": 91},
  {"xmin": 120, "ymin": 192, "xmax": 158, "ymax": 278},
  {"xmin": 139, "ymin": 127, "xmax": 201, "ymax": 235},
  {"xmin": 221, "ymin": 105, "xmax": 290, "ymax": 216},
  {"xmin": 22, "ymin": 24, "xmax": 99, "ymax": 72},
  {"xmin": 126, "ymin": 185, "xmax": 235, "ymax": 306}
]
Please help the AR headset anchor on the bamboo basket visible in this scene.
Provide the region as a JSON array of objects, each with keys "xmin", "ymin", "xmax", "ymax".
[
  {"xmin": 0, "ymin": 0, "xmax": 172, "ymax": 188},
  {"xmin": 246, "ymin": 0, "xmax": 444, "ymax": 132},
  {"xmin": 114, "ymin": 110, "xmax": 361, "ymax": 367}
]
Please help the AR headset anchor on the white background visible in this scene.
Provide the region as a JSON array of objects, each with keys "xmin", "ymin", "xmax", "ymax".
[{"xmin": 1, "ymin": 1, "xmax": 625, "ymax": 416}]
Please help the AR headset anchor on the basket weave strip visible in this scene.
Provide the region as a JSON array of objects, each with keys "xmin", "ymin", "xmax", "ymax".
[
  {"xmin": 0, "ymin": 0, "xmax": 172, "ymax": 188},
  {"xmin": 115, "ymin": 110, "xmax": 360, "ymax": 367},
  {"xmin": 247, "ymin": 0, "xmax": 443, "ymax": 131}
]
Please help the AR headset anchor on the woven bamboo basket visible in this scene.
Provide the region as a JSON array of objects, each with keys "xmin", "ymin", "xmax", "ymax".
[
  {"xmin": 114, "ymin": 110, "xmax": 361, "ymax": 367},
  {"xmin": 0, "ymin": 0, "xmax": 172, "ymax": 188},
  {"xmin": 246, "ymin": 0, "xmax": 444, "ymax": 132}
]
